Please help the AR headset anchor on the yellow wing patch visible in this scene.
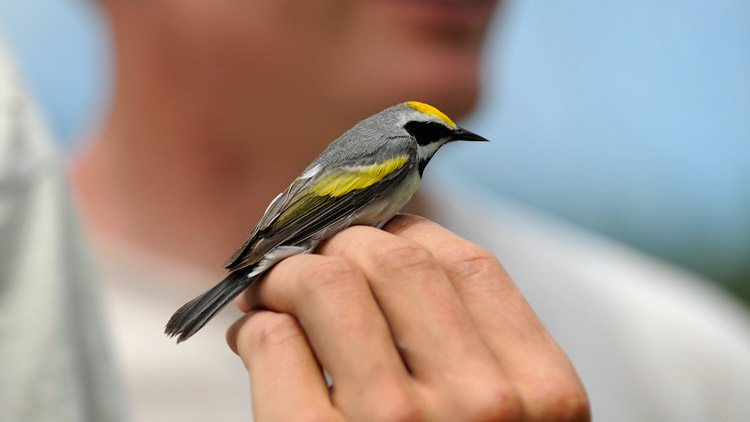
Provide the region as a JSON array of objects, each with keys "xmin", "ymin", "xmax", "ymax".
[
  {"xmin": 311, "ymin": 154, "xmax": 409, "ymax": 197},
  {"xmin": 272, "ymin": 194, "xmax": 330, "ymax": 229},
  {"xmin": 404, "ymin": 101, "xmax": 457, "ymax": 129},
  {"xmin": 270, "ymin": 155, "xmax": 409, "ymax": 229}
]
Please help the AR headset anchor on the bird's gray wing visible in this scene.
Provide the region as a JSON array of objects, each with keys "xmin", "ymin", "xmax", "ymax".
[{"xmin": 224, "ymin": 156, "xmax": 415, "ymax": 271}]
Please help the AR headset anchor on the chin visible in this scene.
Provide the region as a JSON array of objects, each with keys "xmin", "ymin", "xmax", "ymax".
[
  {"xmin": 327, "ymin": 39, "xmax": 484, "ymax": 123},
  {"xmin": 343, "ymin": 73, "xmax": 480, "ymax": 125},
  {"xmin": 397, "ymin": 50, "xmax": 482, "ymax": 118},
  {"xmin": 334, "ymin": 0, "xmax": 493, "ymax": 118}
]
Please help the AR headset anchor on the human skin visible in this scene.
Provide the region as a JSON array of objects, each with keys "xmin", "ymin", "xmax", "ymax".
[{"xmin": 227, "ymin": 215, "xmax": 590, "ymax": 421}]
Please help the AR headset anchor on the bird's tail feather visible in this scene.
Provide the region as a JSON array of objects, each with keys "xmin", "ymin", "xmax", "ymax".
[{"xmin": 164, "ymin": 269, "xmax": 253, "ymax": 343}]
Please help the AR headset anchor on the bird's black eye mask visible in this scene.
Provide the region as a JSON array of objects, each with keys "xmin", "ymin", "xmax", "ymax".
[{"xmin": 404, "ymin": 121, "xmax": 454, "ymax": 146}]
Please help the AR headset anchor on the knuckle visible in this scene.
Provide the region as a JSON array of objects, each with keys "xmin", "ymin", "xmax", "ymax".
[
  {"xmin": 294, "ymin": 408, "xmax": 340, "ymax": 422},
  {"xmin": 243, "ymin": 312, "xmax": 301, "ymax": 350},
  {"xmin": 372, "ymin": 240, "xmax": 437, "ymax": 275},
  {"xmin": 531, "ymin": 383, "xmax": 591, "ymax": 422},
  {"xmin": 367, "ymin": 388, "xmax": 422, "ymax": 422},
  {"xmin": 457, "ymin": 377, "xmax": 523, "ymax": 422},
  {"xmin": 302, "ymin": 256, "xmax": 360, "ymax": 292},
  {"xmin": 444, "ymin": 244, "xmax": 502, "ymax": 281}
]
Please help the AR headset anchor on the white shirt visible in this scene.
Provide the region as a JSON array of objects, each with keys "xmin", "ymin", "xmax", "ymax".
[{"xmin": 91, "ymin": 235, "xmax": 253, "ymax": 422}]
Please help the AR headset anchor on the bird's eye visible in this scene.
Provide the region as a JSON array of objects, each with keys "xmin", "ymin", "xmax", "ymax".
[{"xmin": 404, "ymin": 121, "xmax": 454, "ymax": 146}]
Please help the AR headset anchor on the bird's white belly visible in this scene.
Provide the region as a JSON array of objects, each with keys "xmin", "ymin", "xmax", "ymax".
[
  {"xmin": 354, "ymin": 170, "xmax": 422, "ymax": 227},
  {"xmin": 294, "ymin": 170, "xmax": 421, "ymax": 252}
]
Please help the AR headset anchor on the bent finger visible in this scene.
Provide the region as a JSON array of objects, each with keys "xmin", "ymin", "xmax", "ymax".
[
  {"xmin": 317, "ymin": 225, "xmax": 498, "ymax": 384},
  {"xmin": 385, "ymin": 215, "xmax": 590, "ymax": 420},
  {"xmin": 237, "ymin": 253, "xmax": 413, "ymax": 414},
  {"xmin": 227, "ymin": 310, "xmax": 340, "ymax": 422}
]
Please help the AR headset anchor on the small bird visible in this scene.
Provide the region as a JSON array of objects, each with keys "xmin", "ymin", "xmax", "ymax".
[{"xmin": 164, "ymin": 101, "xmax": 489, "ymax": 342}]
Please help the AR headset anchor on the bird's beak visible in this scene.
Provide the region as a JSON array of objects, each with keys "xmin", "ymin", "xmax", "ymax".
[{"xmin": 451, "ymin": 126, "xmax": 491, "ymax": 142}]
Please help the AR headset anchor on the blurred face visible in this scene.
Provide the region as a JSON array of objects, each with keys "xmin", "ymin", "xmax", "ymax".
[
  {"xmin": 102, "ymin": 0, "xmax": 498, "ymax": 164},
  {"xmin": 162, "ymin": 0, "xmax": 497, "ymax": 118}
]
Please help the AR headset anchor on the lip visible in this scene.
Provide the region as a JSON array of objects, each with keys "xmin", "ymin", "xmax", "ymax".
[{"xmin": 374, "ymin": 0, "xmax": 494, "ymax": 31}]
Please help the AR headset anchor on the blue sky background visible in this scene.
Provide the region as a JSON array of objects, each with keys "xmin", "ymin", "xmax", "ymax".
[{"xmin": 1, "ymin": 0, "xmax": 748, "ymax": 299}]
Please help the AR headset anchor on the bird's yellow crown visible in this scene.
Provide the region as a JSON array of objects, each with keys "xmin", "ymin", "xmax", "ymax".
[{"xmin": 404, "ymin": 101, "xmax": 457, "ymax": 129}]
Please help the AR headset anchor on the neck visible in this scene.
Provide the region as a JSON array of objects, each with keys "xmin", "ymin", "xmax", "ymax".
[{"xmin": 71, "ymin": 114, "xmax": 296, "ymax": 270}]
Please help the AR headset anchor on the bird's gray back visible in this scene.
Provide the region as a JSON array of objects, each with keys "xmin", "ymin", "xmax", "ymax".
[{"xmin": 307, "ymin": 104, "xmax": 415, "ymax": 169}]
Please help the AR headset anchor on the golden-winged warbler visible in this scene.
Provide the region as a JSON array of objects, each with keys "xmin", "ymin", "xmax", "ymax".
[{"xmin": 165, "ymin": 101, "xmax": 489, "ymax": 342}]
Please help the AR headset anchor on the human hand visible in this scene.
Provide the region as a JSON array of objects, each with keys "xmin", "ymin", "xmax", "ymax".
[{"xmin": 226, "ymin": 215, "xmax": 590, "ymax": 421}]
